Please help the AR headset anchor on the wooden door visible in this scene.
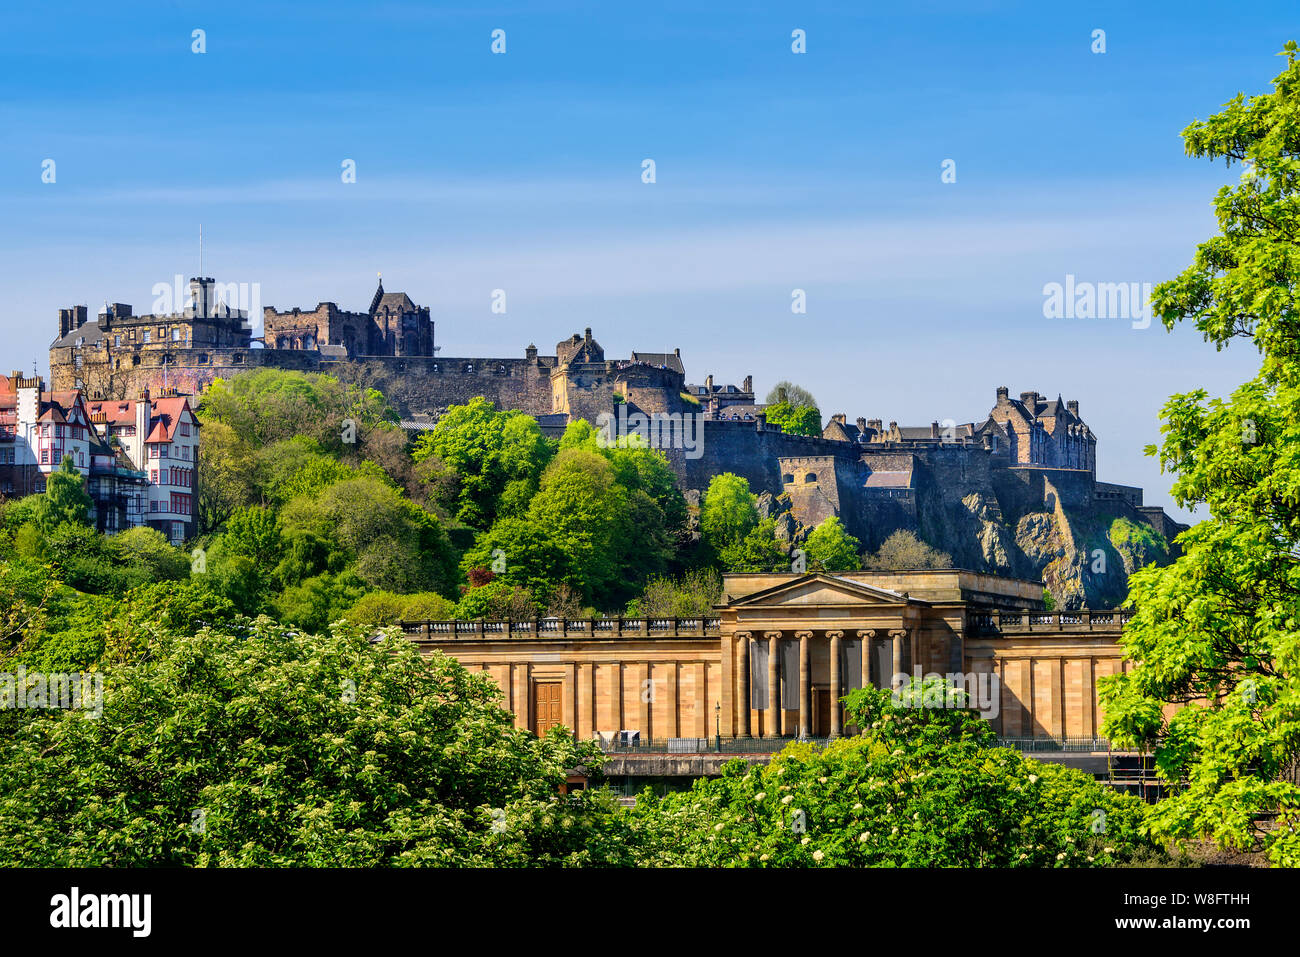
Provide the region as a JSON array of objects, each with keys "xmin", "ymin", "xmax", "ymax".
[
  {"xmin": 532, "ymin": 682, "xmax": 563, "ymax": 736},
  {"xmin": 814, "ymin": 689, "xmax": 831, "ymax": 737}
]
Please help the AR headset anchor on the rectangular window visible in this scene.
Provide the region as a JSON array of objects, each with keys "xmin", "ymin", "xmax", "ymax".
[
  {"xmin": 40, "ymin": 449, "xmax": 50, "ymax": 465},
  {"xmin": 142, "ymin": 330, "xmax": 151, "ymax": 344},
  {"xmin": 172, "ymin": 328, "xmax": 182, "ymax": 341},
  {"xmin": 114, "ymin": 335, "xmax": 121, "ymax": 348},
  {"xmin": 148, "ymin": 445, "xmax": 159, "ymax": 459},
  {"xmin": 151, "ymin": 501, "xmax": 159, "ymax": 513}
]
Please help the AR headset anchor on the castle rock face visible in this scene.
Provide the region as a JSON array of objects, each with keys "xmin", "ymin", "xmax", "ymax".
[{"xmin": 47, "ymin": 277, "xmax": 1186, "ymax": 605}]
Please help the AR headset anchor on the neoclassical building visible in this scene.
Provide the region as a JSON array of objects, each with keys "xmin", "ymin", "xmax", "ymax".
[{"xmin": 404, "ymin": 570, "xmax": 1133, "ymax": 760}]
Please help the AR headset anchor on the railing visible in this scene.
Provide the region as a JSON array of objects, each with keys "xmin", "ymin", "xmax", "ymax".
[
  {"xmin": 401, "ymin": 616, "xmax": 723, "ymax": 640},
  {"xmin": 599, "ymin": 736, "xmax": 835, "ymax": 754},
  {"xmin": 968, "ymin": 609, "xmax": 1132, "ymax": 635},
  {"xmin": 996, "ymin": 736, "xmax": 1112, "ymax": 753}
]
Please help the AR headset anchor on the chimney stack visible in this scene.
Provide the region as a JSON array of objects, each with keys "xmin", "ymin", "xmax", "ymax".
[
  {"xmin": 996, "ymin": 385, "xmax": 1009, "ymax": 401},
  {"xmin": 742, "ymin": 375, "xmax": 752, "ymax": 394},
  {"xmin": 1067, "ymin": 399, "xmax": 1079, "ymax": 417},
  {"xmin": 705, "ymin": 374, "xmax": 713, "ymax": 392},
  {"xmin": 931, "ymin": 421, "xmax": 939, "ymax": 439},
  {"xmin": 856, "ymin": 416, "xmax": 867, "ymax": 432}
]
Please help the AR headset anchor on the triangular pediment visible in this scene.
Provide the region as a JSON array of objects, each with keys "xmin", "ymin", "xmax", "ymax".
[{"xmin": 725, "ymin": 574, "xmax": 926, "ymax": 609}]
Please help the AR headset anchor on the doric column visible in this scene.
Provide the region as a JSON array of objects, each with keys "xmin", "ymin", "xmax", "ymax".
[
  {"xmin": 765, "ymin": 630, "xmax": 782, "ymax": 738},
  {"xmin": 795, "ymin": 630, "xmax": 813, "ymax": 738},
  {"xmin": 827, "ymin": 630, "xmax": 843, "ymax": 737},
  {"xmin": 736, "ymin": 632, "xmax": 752, "ymax": 738}
]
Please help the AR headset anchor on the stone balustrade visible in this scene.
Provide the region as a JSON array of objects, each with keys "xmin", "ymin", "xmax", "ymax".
[{"xmin": 400, "ymin": 616, "xmax": 723, "ymax": 641}]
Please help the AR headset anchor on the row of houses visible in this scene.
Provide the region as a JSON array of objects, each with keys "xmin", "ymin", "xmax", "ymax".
[{"xmin": 0, "ymin": 371, "xmax": 199, "ymax": 543}]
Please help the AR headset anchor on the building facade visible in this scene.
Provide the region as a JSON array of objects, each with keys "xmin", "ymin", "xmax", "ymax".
[
  {"xmin": 403, "ymin": 570, "xmax": 1136, "ymax": 765},
  {"xmin": 86, "ymin": 390, "xmax": 200, "ymax": 543},
  {"xmin": 0, "ymin": 373, "xmax": 198, "ymax": 543}
]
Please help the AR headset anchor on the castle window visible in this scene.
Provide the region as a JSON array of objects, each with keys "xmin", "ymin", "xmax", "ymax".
[
  {"xmin": 172, "ymin": 328, "xmax": 182, "ymax": 341},
  {"xmin": 142, "ymin": 330, "xmax": 151, "ymax": 343},
  {"xmin": 782, "ymin": 473, "xmax": 795, "ymax": 484},
  {"xmin": 114, "ymin": 335, "xmax": 121, "ymax": 348},
  {"xmin": 804, "ymin": 472, "xmax": 818, "ymax": 483}
]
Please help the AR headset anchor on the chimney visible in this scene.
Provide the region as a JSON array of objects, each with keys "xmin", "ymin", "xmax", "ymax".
[
  {"xmin": 58, "ymin": 308, "xmax": 73, "ymax": 340},
  {"xmin": 742, "ymin": 375, "xmax": 752, "ymax": 394},
  {"xmin": 930, "ymin": 421, "xmax": 939, "ymax": 439},
  {"xmin": 133, "ymin": 389, "xmax": 151, "ymax": 468},
  {"xmin": 856, "ymin": 417, "xmax": 866, "ymax": 432},
  {"xmin": 674, "ymin": 348, "xmax": 680, "ymax": 357},
  {"xmin": 868, "ymin": 418, "xmax": 882, "ymax": 432},
  {"xmin": 996, "ymin": 385, "xmax": 1009, "ymax": 402},
  {"xmin": 75, "ymin": 305, "xmax": 88, "ymax": 329},
  {"xmin": 584, "ymin": 327, "xmax": 592, "ymax": 341},
  {"xmin": 705, "ymin": 374, "xmax": 713, "ymax": 392},
  {"xmin": 1067, "ymin": 399, "xmax": 1079, "ymax": 417},
  {"xmin": 525, "ymin": 343, "xmax": 538, "ymax": 361},
  {"xmin": 832, "ymin": 413, "xmax": 846, "ymax": 424}
]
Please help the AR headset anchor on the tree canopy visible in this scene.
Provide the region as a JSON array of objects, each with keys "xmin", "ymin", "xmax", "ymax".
[{"xmin": 1099, "ymin": 42, "xmax": 1300, "ymax": 867}]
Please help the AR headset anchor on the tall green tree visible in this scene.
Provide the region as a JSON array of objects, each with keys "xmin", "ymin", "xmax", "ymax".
[
  {"xmin": 1099, "ymin": 42, "xmax": 1300, "ymax": 867},
  {"xmin": 35, "ymin": 458, "xmax": 92, "ymax": 531},
  {"xmin": 412, "ymin": 397, "xmax": 553, "ymax": 528},
  {"xmin": 803, "ymin": 517, "xmax": 862, "ymax": 572}
]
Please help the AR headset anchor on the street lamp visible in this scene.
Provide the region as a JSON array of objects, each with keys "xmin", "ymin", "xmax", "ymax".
[{"xmin": 715, "ymin": 701, "xmax": 721, "ymax": 752}]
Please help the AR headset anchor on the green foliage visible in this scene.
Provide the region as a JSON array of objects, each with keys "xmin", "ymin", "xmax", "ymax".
[
  {"xmin": 1107, "ymin": 517, "xmax": 1169, "ymax": 574},
  {"xmin": 0, "ymin": 619, "xmax": 638, "ymax": 866},
  {"xmin": 863, "ymin": 529, "xmax": 953, "ymax": 570},
  {"xmin": 271, "ymin": 570, "xmax": 369, "ymax": 635},
  {"xmin": 412, "ymin": 397, "xmax": 553, "ymax": 528},
  {"xmin": 627, "ymin": 682, "xmax": 1162, "ymax": 867},
  {"xmin": 200, "ymin": 368, "xmax": 396, "ymax": 451},
  {"xmin": 279, "ymin": 477, "xmax": 457, "ymax": 595},
  {"xmin": 700, "ymin": 473, "xmax": 758, "ymax": 552},
  {"xmin": 34, "ymin": 458, "xmax": 92, "ymax": 531},
  {"xmin": 460, "ymin": 518, "xmax": 574, "ymax": 605},
  {"xmin": 764, "ymin": 381, "xmax": 818, "ymax": 409},
  {"xmin": 1099, "ymin": 43, "xmax": 1300, "ymax": 867},
  {"xmin": 628, "ymin": 568, "xmax": 722, "ymax": 618},
  {"xmin": 454, "ymin": 581, "xmax": 543, "ymax": 620},
  {"xmin": 803, "ymin": 517, "xmax": 862, "ymax": 571},
  {"xmin": 344, "ymin": 591, "xmax": 458, "ymax": 628},
  {"xmin": 720, "ymin": 519, "xmax": 789, "ymax": 573},
  {"xmin": 764, "ymin": 401, "xmax": 822, "ymax": 438}
]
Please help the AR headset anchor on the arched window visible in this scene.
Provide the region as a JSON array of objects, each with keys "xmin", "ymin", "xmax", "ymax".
[
  {"xmin": 804, "ymin": 472, "xmax": 818, "ymax": 483},
  {"xmin": 782, "ymin": 473, "xmax": 795, "ymax": 484}
]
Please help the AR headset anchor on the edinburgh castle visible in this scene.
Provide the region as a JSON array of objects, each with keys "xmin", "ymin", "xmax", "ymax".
[{"xmin": 49, "ymin": 275, "xmax": 1187, "ymax": 607}]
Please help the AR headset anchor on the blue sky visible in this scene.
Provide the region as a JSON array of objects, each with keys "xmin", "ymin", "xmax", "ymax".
[{"xmin": 2, "ymin": 1, "xmax": 1297, "ymax": 522}]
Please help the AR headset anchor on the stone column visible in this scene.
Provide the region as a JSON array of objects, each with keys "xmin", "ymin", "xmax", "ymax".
[
  {"xmin": 795, "ymin": 630, "xmax": 813, "ymax": 738},
  {"xmin": 736, "ymin": 632, "xmax": 752, "ymax": 738},
  {"xmin": 889, "ymin": 628, "xmax": 909, "ymax": 693},
  {"xmin": 856, "ymin": 629, "xmax": 876, "ymax": 691},
  {"xmin": 765, "ymin": 630, "xmax": 782, "ymax": 738},
  {"xmin": 827, "ymin": 630, "xmax": 843, "ymax": 737}
]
